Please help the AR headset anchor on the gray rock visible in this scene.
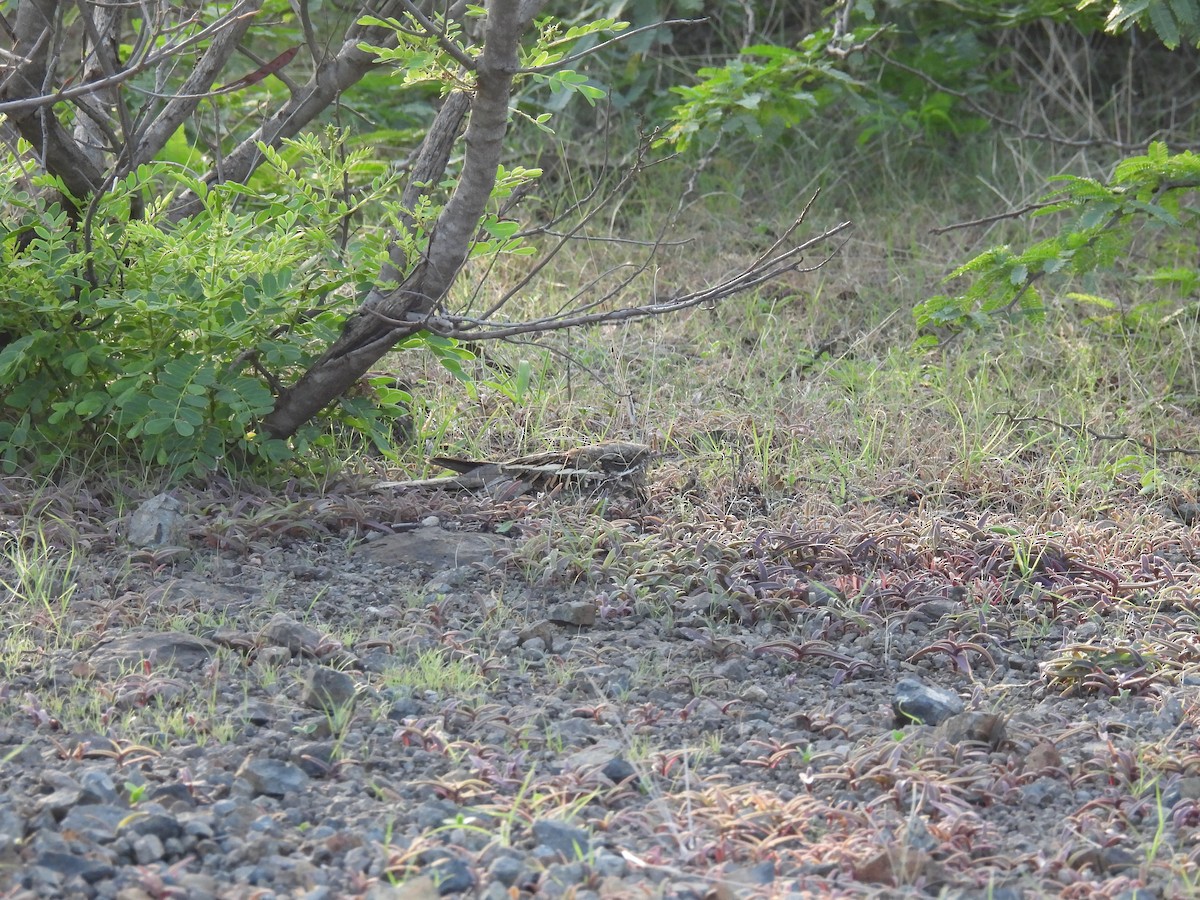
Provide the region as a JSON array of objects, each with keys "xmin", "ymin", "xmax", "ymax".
[
  {"xmin": 236, "ymin": 758, "xmax": 310, "ymax": 798},
  {"xmin": 131, "ymin": 832, "xmax": 166, "ymax": 864},
  {"xmin": 602, "ymin": 757, "xmax": 636, "ymax": 783},
  {"xmin": 893, "ymin": 677, "xmax": 963, "ymax": 726},
  {"xmin": 592, "ymin": 849, "xmax": 627, "ymax": 878},
  {"xmin": 34, "ymin": 851, "xmax": 115, "ymax": 883},
  {"xmin": 547, "ymin": 601, "xmax": 596, "ymax": 627},
  {"xmin": 293, "ymin": 740, "xmax": 339, "ymax": 776},
  {"xmin": 531, "ymin": 819, "xmax": 591, "ymax": 861},
  {"xmin": 430, "ymin": 857, "xmax": 475, "ymax": 894},
  {"xmin": 127, "ymin": 492, "xmax": 185, "ymax": 547},
  {"xmin": 936, "ymin": 711, "xmax": 1006, "ymax": 748},
  {"xmin": 89, "ymin": 632, "xmax": 217, "ymax": 675},
  {"xmin": 39, "ymin": 785, "xmax": 83, "ymax": 819},
  {"xmin": 540, "ymin": 862, "xmax": 587, "ymax": 898},
  {"xmin": 261, "ymin": 613, "xmax": 325, "ymax": 656},
  {"xmin": 59, "ymin": 804, "xmax": 129, "ymax": 842},
  {"xmin": 488, "ymin": 854, "xmax": 523, "ymax": 887},
  {"xmin": 1021, "ymin": 776, "xmax": 1062, "ymax": 808},
  {"xmin": 301, "ymin": 665, "xmax": 358, "ymax": 712},
  {"xmin": 120, "ymin": 811, "xmax": 183, "ymax": 842},
  {"xmin": 78, "ymin": 768, "xmax": 119, "ymax": 805},
  {"xmin": 355, "ymin": 527, "xmax": 508, "ymax": 571}
]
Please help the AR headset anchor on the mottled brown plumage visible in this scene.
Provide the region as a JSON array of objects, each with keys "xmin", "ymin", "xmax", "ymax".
[{"xmin": 375, "ymin": 442, "xmax": 654, "ymax": 496}]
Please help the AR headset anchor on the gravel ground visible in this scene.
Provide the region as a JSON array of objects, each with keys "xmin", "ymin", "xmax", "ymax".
[{"xmin": 2, "ymin": 471, "xmax": 1200, "ymax": 899}]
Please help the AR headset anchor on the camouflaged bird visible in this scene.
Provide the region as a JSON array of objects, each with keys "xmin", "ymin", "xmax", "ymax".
[{"xmin": 375, "ymin": 442, "xmax": 654, "ymax": 498}]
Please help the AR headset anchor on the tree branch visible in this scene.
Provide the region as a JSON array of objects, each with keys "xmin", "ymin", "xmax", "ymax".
[
  {"xmin": 366, "ymin": 217, "xmax": 852, "ymax": 341},
  {"xmin": 132, "ymin": 0, "xmax": 264, "ymax": 169},
  {"xmin": 1, "ymin": 0, "xmax": 105, "ymax": 199},
  {"xmin": 166, "ymin": 0, "xmax": 411, "ymax": 221},
  {"xmin": 260, "ymin": 0, "xmax": 548, "ymax": 438},
  {"xmin": 518, "ymin": 19, "xmax": 702, "ymax": 75}
]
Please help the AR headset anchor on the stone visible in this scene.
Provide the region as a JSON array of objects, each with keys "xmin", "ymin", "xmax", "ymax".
[
  {"xmin": 1024, "ymin": 740, "xmax": 1064, "ymax": 771},
  {"xmin": 936, "ymin": 712, "xmax": 1006, "ymax": 748},
  {"xmin": 429, "ymin": 857, "xmax": 475, "ymax": 894},
  {"xmin": 602, "ymin": 758, "xmax": 636, "ymax": 783},
  {"xmin": 301, "ymin": 666, "xmax": 358, "ymax": 712},
  {"xmin": 488, "ymin": 855, "xmax": 523, "ymax": 887},
  {"xmin": 131, "ymin": 833, "xmax": 165, "ymax": 864},
  {"xmin": 127, "ymin": 493, "xmax": 184, "ymax": 548},
  {"xmin": 547, "ymin": 601, "xmax": 596, "ymax": 627},
  {"xmin": 58, "ymin": 804, "xmax": 130, "ymax": 842},
  {"xmin": 893, "ymin": 677, "xmax": 963, "ymax": 727},
  {"xmin": 531, "ymin": 819, "xmax": 591, "ymax": 861},
  {"xmin": 235, "ymin": 758, "xmax": 310, "ymax": 798},
  {"xmin": 34, "ymin": 851, "xmax": 115, "ymax": 883},
  {"xmin": 354, "ymin": 527, "xmax": 509, "ymax": 571},
  {"xmin": 88, "ymin": 632, "xmax": 217, "ymax": 675},
  {"xmin": 261, "ymin": 613, "xmax": 325, "ymax": 656}
]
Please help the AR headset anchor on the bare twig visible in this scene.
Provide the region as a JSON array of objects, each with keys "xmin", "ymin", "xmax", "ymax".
[
  {"xmin": 518, "ymin": 19, "xmax": 703, "ymax": 75},
  {"xmin": 929, "ymin": 201, "xmax": 1057, "ymax": 235},
  {"xmin": 394, "ymin": 0, "xmax": 477, "ymax": 71},
  {"xmin": 0, "ymin": 7, "xmax": 259, "ymax": 115},
  {"xmin": 366, "ymin": 214, "xmax": 852, "ymax": 341},
  {"xmin": 1001, "ymin": 412, "xmax": 1200, "ymax": 456}
]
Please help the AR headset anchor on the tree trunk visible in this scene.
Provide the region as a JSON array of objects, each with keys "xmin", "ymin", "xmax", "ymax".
[{"xmin": 261, "ymin": 0, "xmax": 546, "ymax": 439}]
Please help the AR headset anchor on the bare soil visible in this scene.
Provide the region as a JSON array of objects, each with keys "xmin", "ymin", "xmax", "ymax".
[{"xmin": 2, "ymin": 464, "xmax": 1200, "ymax": 899}]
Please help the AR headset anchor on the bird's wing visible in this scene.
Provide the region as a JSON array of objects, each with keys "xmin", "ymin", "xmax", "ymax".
[{"xmin": 429, "ymin": 456, "xmax": 489, "ymax": 475}]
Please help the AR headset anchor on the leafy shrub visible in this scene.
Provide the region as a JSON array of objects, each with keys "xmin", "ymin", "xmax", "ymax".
[
  {"xmin": 916, "ymin": 141, "xmax": 1200, "ymax": 334},
  {"xmin": 0, "ymin": 130, "xmax": 443, "ymax": 477}
]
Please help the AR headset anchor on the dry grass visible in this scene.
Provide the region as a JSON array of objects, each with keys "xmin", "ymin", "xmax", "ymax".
[{"xmin": 5, "ymin": 133, "xmax": 1200, "ymax": 896}]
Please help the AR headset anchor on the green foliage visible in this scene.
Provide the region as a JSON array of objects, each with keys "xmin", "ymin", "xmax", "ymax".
[
  {"xmin": 915, "ymin": 142, "xmax": 1200, "ymax": 334},
  {"xmin": 0, "ymin": 130, "xmax": 431, "ymax": 477},
  {"xmin": 664, "ymin": 32, "xmax": 870, "ymax": 148},
  {"xmin": 1081, "ymin": 0, "xmax": 1200, "ymax": 48},
  {"xmin": 661, "ymin": 1, "xmax": 1023, "ymax": 150},
  {"xmin": 359, "ymin": 9, "xmax": 623, "ymax": 118},
  {"xmin": 659, "ymin": 0, "xmax": 1198, "ymax": 151}
]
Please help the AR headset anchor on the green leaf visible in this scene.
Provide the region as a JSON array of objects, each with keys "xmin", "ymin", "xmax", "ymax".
[
  {"xmin": 0, "ymin": 334, "xmax": 36, "ymax": 381},
  {"xmin": 1148, "ymin": 0, "xmax": 1181, "ymax": 46},
  {"xmin": 1066, "ymin": 292, "xmax": 1118, "ymax": 308},
  {"xmin": 1009, "ymin": 265, "xmax": 1029, "ymax": 286}
]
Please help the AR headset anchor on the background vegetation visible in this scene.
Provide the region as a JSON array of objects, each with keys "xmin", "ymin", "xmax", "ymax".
[{"xmin": 1, "ymin": 0, "xmax": 1198, "ymax": 482}]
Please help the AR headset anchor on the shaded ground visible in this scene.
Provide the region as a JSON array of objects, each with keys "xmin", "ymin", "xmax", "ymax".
[{"xmin": 3, "ymin": 459, "xmax": 1200, "ymax": 899}]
